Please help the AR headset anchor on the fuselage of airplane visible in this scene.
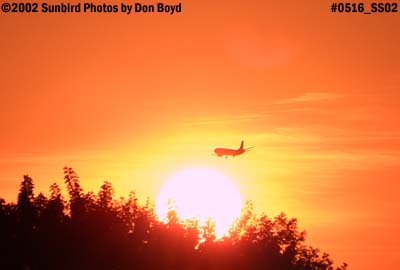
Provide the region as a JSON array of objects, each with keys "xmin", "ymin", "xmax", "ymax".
[
  {"xmin": 214, "ymin": 141, "xmax": 247, "ymax": 157},
  {"xmin": 214, "ymin": 147, "xmax": 245, "ymax": 157}
]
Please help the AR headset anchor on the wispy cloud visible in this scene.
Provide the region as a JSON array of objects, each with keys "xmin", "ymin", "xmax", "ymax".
[
  {"xmin": 183, "ymin": 113, "xmax": 271, "ymax": 126},
  {"xmin": 273, "ymin": 92, "xmax": 343, "ymax": 104},
  {"xmin": 184, "ymin": 92, "xmax": 345, "ymax": 127}
]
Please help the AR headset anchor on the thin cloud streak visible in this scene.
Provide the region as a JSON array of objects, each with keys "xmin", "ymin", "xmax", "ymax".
[{"xmin": 273, "ymin": 92, "xmax": 343, "ymax": 104}]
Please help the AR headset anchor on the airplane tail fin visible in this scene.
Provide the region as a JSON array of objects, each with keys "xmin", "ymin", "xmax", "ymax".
[{"xmin": 239, "ymin": 140, "xmax": 244, "ymax": 150}]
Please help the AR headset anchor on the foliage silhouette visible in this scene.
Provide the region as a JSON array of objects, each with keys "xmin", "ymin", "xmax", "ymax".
[{"xmin": 0, "ymin": 167, "xmax": 348, "ymax": 270}]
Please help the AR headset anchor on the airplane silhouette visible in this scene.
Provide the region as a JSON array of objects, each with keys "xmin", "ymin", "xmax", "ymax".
[{"xmin": 214, "ymin": 141, "xmax": 254, "ymax": 158}]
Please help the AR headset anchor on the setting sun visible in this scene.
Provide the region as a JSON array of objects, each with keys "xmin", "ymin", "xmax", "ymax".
[{"xmin": 156, "ymin": 167, "xmax": 242, "ymax": 238}]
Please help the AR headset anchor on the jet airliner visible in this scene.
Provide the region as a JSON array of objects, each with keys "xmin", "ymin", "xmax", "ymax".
[{"xmin": 214, "ymin": 141, "xmax": 254, "ymax": 158}]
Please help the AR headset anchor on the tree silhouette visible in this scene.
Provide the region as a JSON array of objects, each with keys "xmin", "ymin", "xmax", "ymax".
[
  {"xmin": 64, "ymin": 166, "xmax": 85, "ymax": 219},
  {"xmin": 98, "ymin": 180, "xmax": 114, "ymax": 210},
  {"xmin": 0, "ymin": 168, "xmax": 347, "ymax": 270},
  {"xmin": 17, "ymin": 175, "xmax": 36, "ymax": 223},
  {"xmin": 44, "ymin": 182, "xmax": 65, "ymax": 224}
]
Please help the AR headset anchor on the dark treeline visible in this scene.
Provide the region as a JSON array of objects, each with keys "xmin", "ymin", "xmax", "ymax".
[{"xmin": 0, "ymin": 167, "xmax": 347, "ymax": 270}]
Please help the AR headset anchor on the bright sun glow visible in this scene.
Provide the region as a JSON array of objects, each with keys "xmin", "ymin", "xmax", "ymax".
[{"xmin": 156, "ymin": 167, "xmax": 242, "ymax": 238}]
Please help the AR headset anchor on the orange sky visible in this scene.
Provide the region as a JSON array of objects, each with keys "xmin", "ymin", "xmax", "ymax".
[{"xmin": 1, "ymin": 1, "xmax": 400, "ymax": 269}]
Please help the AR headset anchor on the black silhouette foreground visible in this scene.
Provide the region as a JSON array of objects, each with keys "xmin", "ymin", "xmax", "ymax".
[{"xmin": 0, "ymin": 167, "xmax": 347, "ymax": 270}]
